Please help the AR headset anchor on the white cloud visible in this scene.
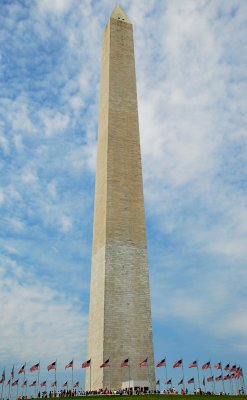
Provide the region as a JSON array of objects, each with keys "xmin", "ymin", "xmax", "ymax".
[{"xmin": 0, "ymin": 255, "xmax": 87, "ymax": 365}]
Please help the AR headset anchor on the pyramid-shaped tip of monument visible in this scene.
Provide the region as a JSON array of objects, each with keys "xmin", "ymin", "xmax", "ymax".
[{"xmin": 110, "ymin": 4, "xmax": 131, "ymax": 24}]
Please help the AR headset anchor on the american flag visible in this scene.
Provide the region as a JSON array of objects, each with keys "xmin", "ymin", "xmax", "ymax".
[
  {"xmin": 214, "ymin": 362, "xmax": 222, "ymax": 370},
  {"xmin": 100, "ymin": 359, "xmax": 110, "ymax": 368},
  {"xmin": 51, "ymin": 381, "xmax": 56, "ymax": 387},
  {"xmin": 11, "ymin": 367, "xmax": 14, "ymax": 379},
  {"xmin": 156, "ymin": 358, "xmax": 166, "ymax": 367},
  {"xmin": 215, "ymin": 375, "xmax": 222, "ymax": 381},
  {"xmin": 30, "ymin": 363, "xmax": 39, "ymax": 372},
  {"xmin": 188, "ymin": 360, "xmax": 197, "ymax": 368},
  {"xmin": 166, "ymin": 379, "xmax": 172, "ymax": 385},
  {"xmin": 62, "ymin": 382, "xmax": 68, "ymax": 387},
  {"xmin": 47, "ymin": 361, "xmax": 56, "ymax": 371},
  {"xmin": 40, "ymin": 381, "xmax": 46, "ymax": 387},
  {"xmin": 1, "ymin": 370, "xmax": 5, "ymax": 382},
  {"xmin": 81, "ymin": 360, "xmax": 91, "ymax": 368},
  {"xmin": 18, "ymin": 364, "xmax": 26, "ymax": 374},
  {"xmin": 29, "ymin": 381, "xmax": 36, "ymax": 387},
  {"xmin": 188, "ymin": 378, "xmax": 194, "ymax": 384},
  {"xmin": 202, "ymin": 361, "xmax": 210, "ymax": 370},
  {"xmin": 21, "ymin": 380, "xmax": 27, "ymax": 387},
  {"xmin": 173, "ymin": 359, "xmax": 182, "ymax": 368},
  {"xmin": 65, "ymin": 360, "xmax": 73, "ymax": 369},
  {"xmin": 139, "ymin": 358, "xmax": 148, "ymax": 367},
  {"xmin": 156, "ymin": 380, "xmax": 160, "ymax": 385},
  {"xmin": 12, "ymin": 380, "xmax": 18, "ymax": 387},
  {"xmin": 178, "ymin": 378, "xmax": 183, "ymax": 385},
  {"xmin": 207, "ymin": 376, "xmax": 214, "ymax": 382},
  {"xmin": 224, "ymin": 363, "xmax": 230, "ymax": 371},
  {"xmin": 73, "ymin": 382, "xmax": 79, "ymax": 388},
  {"xmin": 121, "ymin": 358, "xmax": 129, "ymax": 367}
]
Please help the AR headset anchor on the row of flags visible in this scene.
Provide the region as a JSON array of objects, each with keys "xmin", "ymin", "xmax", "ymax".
[
  {"xmin": 156, "ymin": 372, "xmax": 243, "ymax": 387},
  {"xmin": 0, "ymin": 359, "xmax": 243, "ymax": 377},
  {"xmin": 0, "ymin": 359, "xmax": 244, "ymax": 388},
  {"xmin": 3, "ymin": 379, "xmax": 80, "ymax": 388}
]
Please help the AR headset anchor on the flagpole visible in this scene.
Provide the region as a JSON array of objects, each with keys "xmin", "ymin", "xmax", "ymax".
[
  {"xmin": 209, "ymin": 365, "xmax": 215, "ymax": 393},
  {"xmin": 90, "ymin": 362, "xmax": 92, "ymax": 393},
  {"xmin": 182, "ymin": 362, "xmax": 185, "ymax": 391},
  {"xmin": 55, "ymin": 359, "xmax": 57, "ymax": 393},
  {"xmin": 1, "ymin": 369, "xmax": 4, "ymax": 400},
  {"xmin": 193, "ymin": 378, "xmax": 195, "ymax": 392},
  {"xmin": 203, "ymin": 376, "xmax": 206, "ymax": 393},
  {"xmin": 8, "ymin": 380, "xmax": 11, "ymax": 400},
  {"xmin": 36, "ymin": 361, "xmax": 40, "ymax": 398},
  {"xmin": 72, "ymin": 360, "xmax": 74, "ymax": 390},
  {"xmin": 128, "ymin": 361, "xmax": 131, "ymax": 393},
  {"xmin": 241, "ymin": 367, "xmax": 246, "ymax": 394},
  {"xmin": 196, "ymin": 361, "xmax": 201, "ymax": 388},
  {"xmin": 16, "ymin": 380, "xmax": 19, "ymax": 399},
  {"xmin": 109, "ymin": 362, "xmax": 111, "ymax": 392},
  {"xmin": 165, "ymin": 359, "xmax": 168, "ymax": 393},
  {"xmin": 220, "ymin": 364, "xmax": 225, "ymax": 394}
]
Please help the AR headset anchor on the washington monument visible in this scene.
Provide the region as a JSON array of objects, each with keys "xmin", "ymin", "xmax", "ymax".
[{"xmin": 86, "ymin": 5, "xmax": 155, "ymax": 391}]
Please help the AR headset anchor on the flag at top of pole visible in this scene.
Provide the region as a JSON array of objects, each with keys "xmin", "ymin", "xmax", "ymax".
[
  {"xmin": 18, "ymin": 365, "xmax": 25, "ymax": 374},
  {"xmin": 30, "ymin": 363, "xmax": 39, "ymax": 373},
  {"xmin": 65, "ymin": 360, "xmax": 73, "ymax": 369},
  {"xmin": 224, "ymin": 364, "xmax": 230, "ymax": 371},
  {"xmin": 188, "ymin": 361, "xmax": 197, "ymax": 368},
  {"xmin": 100, "ymin": 359, "xmax": 110, "ymax": 368},
  {"xmin": 21, "ymin": 380, "xmax": 27, "ymax": 387},
  {"xmin": 214, "ymin": 362, "xmax": 222, "ymax": 370},
  {"xmin": 12, "ymin": 380, "xmax": 18, "ymax": 386},
  {"xmin": 173, "ymin": 359, "xmax": 182, "ymax": 368},
  {"xmin": 156, "ymin": 358, "xmax": 166, "ymax": 367},
  {"xmin": 139, "ymin": 358, "xmax": 148, "ymax": 367},
  {"xmin": 188, "ymin": 378, "xmax": 194, "ymax": 384},
  {"xmin": 120, "ymin": 358, "xmax": 129, "ymax": 367},
  {"xmin": 47, "ymin": 361, "xmax": 56, "ymax": 371},
  {"xmin": 40, "ymin": 381, "xmax": 46, "ymax": 387},
  {"xmin": 29, "ymin": 381, "xmax": 36, "ymax": 387},
  {"xmin": 73, "ymin": 382, "xmax": 79, "ymax": 388},
  {"xmin": 202, "ymin": 361, "xmax": 211, "ymax": 370},
  {"xmin": 82, "ymin": 360, "xmax": 91, "ymax": 368}
]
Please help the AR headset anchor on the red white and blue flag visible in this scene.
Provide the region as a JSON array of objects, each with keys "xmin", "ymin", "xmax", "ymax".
[
  {"xmin": 40, "ymin": 381, "xmax": 46, "ymax": 387},
  {"xmin": 100, "ymin": 359, "xmax": 110, "ymax": 368},
  {"xmin": 139, "ymin": 358, "xmax": 148, "ymax": 367},
  {"xmin": 12, "ymin": 380, "xmax": 18, "ymax": 387},
  {"xmin": 47, "ymin": 361, "xmax": 56, "ymax": 371},
  {"xmin": 189, "ymin": 361, "xmax": 197, "ymax": 368},
  {"xmin": 6, "ymin": 379, "xmax": 11, "ymax": 386},
  {"xmin": 166, "ymin": 379, "xmax": 172, "ymax": 385},
  {"xmin": 18, "ymin": 365, "xmax": 25, "ymax": 374},
  {"xmin": 62, "ymin": 382, "xmax": 68, "ymax": 387},
  {"xmin": 202, "ymin": 361, "xmax": 211, "ymax": 370},
  {"xmin": 30, "ymin": 363, "xmax": 39, "ymax": 372},
  {"xmin": 224, "ymin": 364, "xmax": 230, "ymax": 371},
  {"xmin": 65, "ymin": 360, "xmax": 73, "ymax": 369},
  {"xmin": 214, "ymin": 362, "xmax": 222, "ymax": 370},
  {"xmin": 178, "ymin": 379, "xmax": 183, "ymax": 385},
  {"xmin": 73, "ymin": 382, "xmax": 79, "ymax": 388},
  {"xmin": 29, "ymin": 381, "xmax": 36, "ymax": 387},
  {"xmin": 173, "ymin": 359, "xmax": 182, "ymax": 368},
  {"xmin": 121, "ymin": 359, "xmax": 129, "ymax": 367},
  {"xmin": 51, "ymin": 381, "xmax": 57, "ymax": 387},
  {"xmin": 215, "ymin": 375, "xmax": 222, "ymax": 381},
  {"xmin": 82, "ymin": 360, "xmax": 91, "ymax": 368},
  {"xmin": 156, "ymin": 380, "xmax": 160, "ymax": 385},
  {"xmin": 156, "ymin": 358, "xmax": 166, "ymax": 367},
  {"xmin": 188, "ymin": 378, "xmax": 194, "ymax": 384},
  {"xmin": 11, "ymin": 367, "xmax": 14, "ymax": 379},
  {"xmin": 21, "ymin": 380, "xmax": 27, "ymax": 387},
  {"xmin": 207, "ymin": 376, "xmax": 214, "ymax": 382}
]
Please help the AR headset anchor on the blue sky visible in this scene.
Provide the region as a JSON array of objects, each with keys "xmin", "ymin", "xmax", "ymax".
[{"xmin": 0, "ymin": 0, "xmax": 246, "ymax": 394}]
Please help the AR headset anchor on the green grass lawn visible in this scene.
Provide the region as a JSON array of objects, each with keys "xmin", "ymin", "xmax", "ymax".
[{"xmin": 54, "ymin": 396, "xmax": 246, "ymax": 400}]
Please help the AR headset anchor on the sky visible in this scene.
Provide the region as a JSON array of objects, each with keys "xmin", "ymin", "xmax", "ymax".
[{"xmin": 0, "ymin": 0, "xmax": 246, "ymax": 394}]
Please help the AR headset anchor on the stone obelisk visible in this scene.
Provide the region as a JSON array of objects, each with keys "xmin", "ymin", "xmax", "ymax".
[{"xmin": 86, "ymin": 5, "xmax": 155, "ymax": 391}]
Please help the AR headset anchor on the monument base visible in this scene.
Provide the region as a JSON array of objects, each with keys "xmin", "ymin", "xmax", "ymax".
[{"xmin": 122, "ymin": 380, "xmax": 151, "ymax": 392}]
